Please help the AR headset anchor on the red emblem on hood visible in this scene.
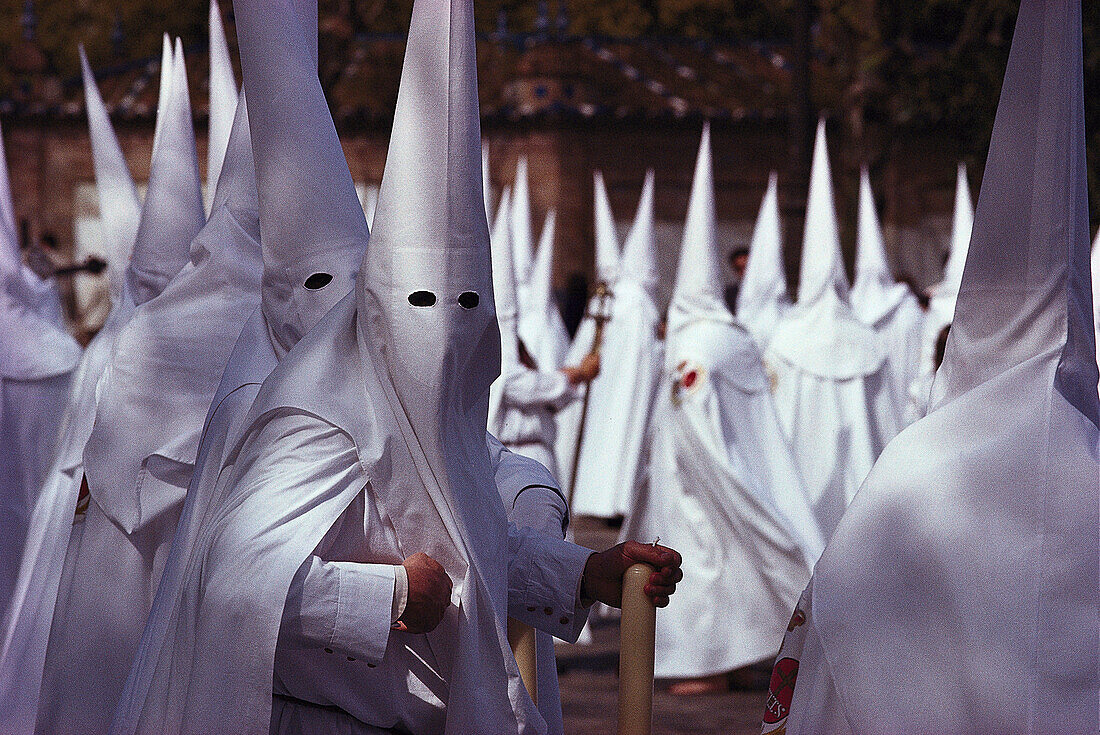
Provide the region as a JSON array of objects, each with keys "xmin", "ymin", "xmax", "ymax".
[{"xmin": 762, "ymin": 657, "xmax": 799, "ymax": 725}]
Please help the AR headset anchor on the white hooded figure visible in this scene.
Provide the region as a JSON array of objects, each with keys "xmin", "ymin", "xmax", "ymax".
[
  {"xmin": 0, "ymin": 122, "xmax": 65, "ymax": 328},
  {"xmin": 0, "ymin": 129, "xmax": 80, "ymax": 606},
  {"xmin": 518, "ymin": 210, "xmax": 570, "ymax": 371},
  {"xmin": 623, "ymin": 124, "xmax": 822, "ymax": 685},
  {"xmin": 0, "ymin": 285, "xmax": 80, "ymax": 615},
  {"xmin": 736, "ymin": 172, "xmax": 790, "ymax": 347},
  {"xmin": 850, "ymin": 166, "xmax": 924, "ymax": 427},
  {"xmin": 765, "ymin": 3, "xmax": 1099, "ymax": 732},
  {"xmin": 909, "ymin": 162, "xmax": 974, "ymax": 421},
  {"xmin": 555, "ymin": 170, "xmax": 663, "ymax": 518},
  {"xmin": 765, "ymin": 119, "xmax": 899, "ymax": 540},
  {"xmin": 0, "ymin": 122, "xmax": 80, "ymax": 588},
  {"xmin": 33, "ymin": 39, "xmax": 212, "ymax": 735},
  {"xmin": 110, "ymin": 0, "xmax": 604, "ymax": 732},
  {"xmin": 488, "ymin": 187, "xmax": 582, "ymax": 477},
  {"xmin": 205, "ymin": 0, "xmax": 238, "ymax": 214},
  {"xmin": 0, "ymin": 46, "xmax": 156, "ymax": 734}
]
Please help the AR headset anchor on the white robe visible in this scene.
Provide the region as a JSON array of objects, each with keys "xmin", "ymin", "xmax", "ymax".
[
  {"xmin": 0, "ymin": 366, "xmax": 75, "ymax": 612},
  {"xmin": 266, "ymin": 417, "xmax": 583, "ymax": 735},
  {"xmin": 0, "ymin": 296, "xmax": 122, "ymax": 735},
  {"xmin": 492, "ymin": 365, "xmax": 575, "ymax": 473},
  {"xmin": 624, "ymin": 318, "xmax": 822, "ymax": 678},
  {"xmin": 854, "ymin": 288, "xmax": 924, "ymax": 429},
  {"xmin": 770, "ymin": 3, "xmax": 1099, "ymax": 730},
  {"xmin": 765, "ymin": 291, "xmax": 899, "ymax": 539},
  {"xmin": 115, "ymin": 298, "xmax": 593, "ymax": 735},
  {"xmin": 555, "ymin": 280, "xmax": 663, "ymax": 517}
]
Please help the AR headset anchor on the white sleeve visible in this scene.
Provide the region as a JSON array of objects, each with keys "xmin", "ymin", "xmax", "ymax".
[
  {"xmin": 506, "ymin": 524, "xmax": 593, "ymax": 643},
  {"xmin": 278, "ymin": 555, "xmax": 396, "ymax": 666},
  {"xmin": 500, "ymin": 367, "xmax": 577, "ymax": 412},
  {"xmin": 488, "ymin": 434, "xmax": 568, "ymax": 538}
]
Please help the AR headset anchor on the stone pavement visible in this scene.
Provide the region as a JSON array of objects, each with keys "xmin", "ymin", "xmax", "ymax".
[{"xmin": 556, "ymin": 517, "xmax": 769, "ymax": 735}]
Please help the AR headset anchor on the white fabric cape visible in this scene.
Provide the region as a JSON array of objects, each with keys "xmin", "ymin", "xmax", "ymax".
[
  {"xmin": 770, "ymin": 2, "xmax": 1100, "ymax": 731},
  {"xmin": 624, "ymin": 318, "xmax": 822, "ymax": 677},
  {"xmin": 0, "ymin": 46, "xmax": 147, "ymax": 732},
  {"xmin": 0, "ymin": 290, "xmax": 79, "ymax": 615},
  {"xmin": 0, "ymin": 293, "xmax": 133, "ymax": 734}
]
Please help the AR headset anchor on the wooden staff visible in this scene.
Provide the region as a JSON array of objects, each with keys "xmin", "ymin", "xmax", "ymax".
[
  {"xmin": 565, "ymin": 281, "xmax": 614, "ymax": 513},
  {"xmin": 617, "ymin": 562, "xmax": 656, "ymax": 735},
  {"xmin": 508, "ymin": 617, "xmax": 538, "ymax": 705}
]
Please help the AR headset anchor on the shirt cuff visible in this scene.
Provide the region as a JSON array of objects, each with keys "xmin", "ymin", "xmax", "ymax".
[
  {"xmin": 392, "ymin": 563, "xmax": 408, "ymax": 624},
  {"xmin": 509, "ymin": 532, "xmax": 594, "ymax": 643},
  {"xmin": 329, "ymin": 561, "xmax": 396, "ymax": 665}
]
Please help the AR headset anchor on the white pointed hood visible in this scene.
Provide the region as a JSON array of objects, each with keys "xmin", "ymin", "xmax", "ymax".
[
  {"xmin": 736, "ymin": 171, "xmax": 790, "ymax": 343},
  {"xmin": 82, "ymin": 91, "xmax": 263, "ymax": 534},
  {"xmin": 767, "ymin": 120, "xmax": 884, "ymax": 379},
  {"xmin": 851, "ymin": 166, "xmax": 914, "ymax": 325},
  {"xmin": 353, "ymin": 0, "xmax": 534, "ymax": 726},
  {"xmin": 593, "ymin": 169, "xmax": 620, "ymax": 285},
  {"xmin": 801, "ymin": 4, "xmax": 1099, "ymax": 732},
  {"xmin": 528, "ymin": 209, "xmax": 557, "ymax": 328},
  {"xmin": 668, "ymin": 123, "xmax": 734, "ymax": 335},
  {"xmin": 518, "ymin": 209, "xmax": 569, "ymax": 369},
  {"xmin": 929, "ymin": 3, "xmax": 1097, "ymax": 420},
  {"xmin": 127, "ymin": 39, "xmax": 205, "ymax": 306},
  {"xmin": 80, "ymin": 45, "xmax": 141, "ymax": 297},
  {"xmin": 797, "ymin": 118, "xmax": 848, "ymax": 305},
  {"xmin": 235, "ymin": 0, "xmax": 367, "ymax": 357},
  {"xmin": 206, "ymin": 0, "xmax": 238, "ymax": 213},
  {"xmin": 928, "ymin": 163, "xmax": 974, "ymax": 318},
  {"xmin": 488, "ymin": 185, "xmax": 517, "ymax": 432},
  {"xmin": 0, "ymin": 119, "xmax": 60, "ymax": 323},
  {"xmin": 619, "ymin": 167, "xmax": 657, "ymax": 299},
  {"xmin": 510, "ymin": 154, "xmax": 535, "ymax": 301}
]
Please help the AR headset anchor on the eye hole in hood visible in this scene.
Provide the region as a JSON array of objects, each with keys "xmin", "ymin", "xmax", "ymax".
[
  {"xmin": 458, "ymin": 291, "xmax": 480, "ymax": 309},
  {"xmin": 408, "ymin": 290, "xmax": 437, "ymax": 307},
  {"xmin": 304, "ymin": 272, "xmax": 334, "ymax": 290}
]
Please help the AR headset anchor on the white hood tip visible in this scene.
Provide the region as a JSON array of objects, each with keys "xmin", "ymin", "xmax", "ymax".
[
  {"xmin": 851, "ymin": 166, "xmax": 911, "ymax": 324},
  {"xmin": 592, "ymin": 169, "xmax": 621, "ymax": 285},
  {"xmin": 234, "ymin": 0, "xmax": 368, "ymax": 356},
  {"xmin": 933, "ymin": 0, "xmax": 1097, "ymax": 424},
  {"xmin": 206, "ymin": 0, "xmax": 238, "ymax": 211},
  {"xmin": 796, "ymin": 117, "xmax": 848, "ymax": 306},
  {"xmin": 669, "ymin": 122, "xmax": 727, "ymax": 331},
  {"xmin": 127, "ymin": 37, "xmax": 205, "ymax": 306},
  {"xmin": 736, "ymin": 170, "xmax": 790, "ymax": 338},
  {"xmin": 509, "ymin": 154, "xmax": 534, "ymax": 288},
  {"xmin": 79, "ymin": 44, "xmax": 141, "ymax": 293},
  {"xmin": 620, "ymin": 167, "xmax": 657, "ymax": 295}
]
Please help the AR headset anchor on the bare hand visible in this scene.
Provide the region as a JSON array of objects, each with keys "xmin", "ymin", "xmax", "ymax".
[
  {"xmin": 563, "ymin": 353, "xmax": 601, "ymax": 385},
  {"xmin": 581, "ymin": 541, "xmax": 682, "ymax": 608},
  {"xmin": 398, "ymin": 552, "xmax": 452, "ymax": 633}
]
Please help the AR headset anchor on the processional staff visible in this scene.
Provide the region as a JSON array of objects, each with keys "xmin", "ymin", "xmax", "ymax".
[{"xmin": 565, "ymin": 280, "xmax": 614, "ymax": 514}]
